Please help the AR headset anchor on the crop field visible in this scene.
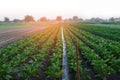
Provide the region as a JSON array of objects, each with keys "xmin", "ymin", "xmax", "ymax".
[
  {"xmin": 0, "ymin": 22, "xmax": 53, "ymax": 30},
  {"xmin": 0, "ymin": 22, "xmax": 53, "ymax": 47},
  {"xmin": 0, "ymin": 22, "xmax": 120, "ymax": 80}
]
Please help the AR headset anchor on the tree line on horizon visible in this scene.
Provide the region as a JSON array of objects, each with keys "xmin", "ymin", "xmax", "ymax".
[
  {"xmin": 0, "ymin": 15, "xmax": 63, "ymax": 23},
  {"xmin": 1, "ymin": 15, "xmax": 120, "ymax": 23}
]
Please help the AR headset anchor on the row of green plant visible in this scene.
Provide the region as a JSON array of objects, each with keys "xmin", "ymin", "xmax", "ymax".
[
  {"xmin": 71, "ymin": 23, "xmax": 120, "ymax": 42},
  {"xmin": 0, "ymin": 25, "xmax": 59, "ymax": 79},
  {"xmin": 15, "ymin": 27, "xmax": 58, "ymax": 79},
  {"xmin": 70, "ymin": 23, "xmax": 120, "ymax": 57},
  {"xmin": 44, "ymin": 27, "xmax": 63, "ymax": 79},
  {"xmin": 63, "ymin": 25, "xmax": 92, "ymax": 80},
  {"xmin": 69, "ymin": 24, "xmax": 120, "ymax": 72},
  {"xmin": 0, "ymin": 26, "xmax": 56, "ymax": 64},
  {"xmin": 65, "ymin": 24, "xmax": 116, "ymax": 80}
]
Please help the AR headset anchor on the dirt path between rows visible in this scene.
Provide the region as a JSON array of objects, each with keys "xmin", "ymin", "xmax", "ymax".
[{"xmin": 0, "ymin": 26, "xmax": 48, "ymax": 47}]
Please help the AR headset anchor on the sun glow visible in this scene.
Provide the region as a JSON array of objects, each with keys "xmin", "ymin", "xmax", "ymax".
[{"xmin": 0, "ymin": 0, "xmax": 120, "ymax": 20}]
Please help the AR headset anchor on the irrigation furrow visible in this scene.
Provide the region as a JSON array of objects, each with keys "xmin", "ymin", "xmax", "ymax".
[
  {"xmin": 67, "ymin": 24, "xmax": 119, "ymax": 80},
  {"xmin": 61, "ymin": 28, "xmax": 69, "ymax": 80},
  {"xmin": 65, "ymin": 26, "xmax": 97, "ymax": 80},
  {"xmin": 68, "ymin": 26, "xmax": 119, "ymax": 68}
]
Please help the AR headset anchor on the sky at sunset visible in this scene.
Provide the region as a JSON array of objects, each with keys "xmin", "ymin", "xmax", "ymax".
[{"xmin": 0, "ymin": 0, "xmax": 120, "ymax": 20}]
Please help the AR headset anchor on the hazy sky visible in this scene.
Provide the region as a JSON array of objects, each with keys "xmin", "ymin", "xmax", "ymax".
[{"xmin": 0, "ymin": 0, "xmax": 120, "ymax": 20}]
